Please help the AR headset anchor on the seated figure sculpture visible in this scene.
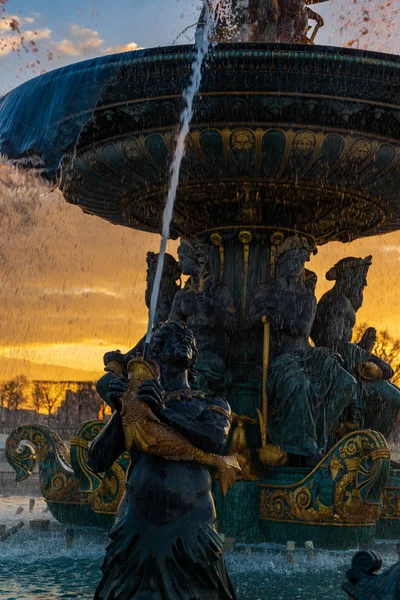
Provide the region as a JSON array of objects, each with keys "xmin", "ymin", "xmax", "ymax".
[
  {"xmin": 88, "ymin": 320, "xmax": 237, "ymax": 600},
  {"xmin": 97, "ymin": 251, "xmax": 181, "ymax": 409},
  {"xmin": 170, "ymin": 238, "xmax": 237, "ymax": 393},
  {"xmin": 312, "ymin": 256, "xmax": 400, "ymax": 438},
  {"xmin": 246, "ymin": 235, "xmax": 357, "ymax": 459}
]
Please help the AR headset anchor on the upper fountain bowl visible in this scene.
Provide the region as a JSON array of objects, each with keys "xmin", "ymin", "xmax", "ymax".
[{"xmin": 2, "ymin": 43, "xmax": 400, "ymax": 243}]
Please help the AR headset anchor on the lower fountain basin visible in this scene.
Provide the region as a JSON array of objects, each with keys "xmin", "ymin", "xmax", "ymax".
[{"xmin": 1, "ymin": 496, "xmax": 398, "ymax": 600}]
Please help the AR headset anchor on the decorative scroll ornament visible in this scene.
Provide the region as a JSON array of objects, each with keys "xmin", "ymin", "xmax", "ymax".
[
  {"xmin": 259, "ymin": 430, "xmax": 390, "ymax": 525},
  {"xmin": 6, "ymin": 422, "xmax": 130, "ymax": 522},
  {"xmin": 6, "ymin": 425, "xmax": 86, "ymax": 504}
]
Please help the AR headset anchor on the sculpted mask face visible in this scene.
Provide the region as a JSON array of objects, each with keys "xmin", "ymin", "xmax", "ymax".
[
  {"xmin": 293, "ymin": 132, "xmax": 316, "ymax": 156},
  {"xmin": 231, "ymin": 130, "xmax": 255, "ymax": 151},
  {"xmin": 348, "ymin": 140, "xmax": 372, "ymax": 165}
]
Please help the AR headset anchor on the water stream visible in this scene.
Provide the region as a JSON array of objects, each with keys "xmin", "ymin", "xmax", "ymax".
[{"xmin": 144, "ymin": 0, "xmax": 228, "ymax": 351}]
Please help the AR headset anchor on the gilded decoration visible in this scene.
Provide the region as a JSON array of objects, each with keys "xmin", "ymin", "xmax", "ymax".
[
  {"xmin": 90, "ymin": 462, "xmax": 127, "ymax": 515},
  {"xmin": 238, "ymin": 230, "xmax": 253, "ymax": 317},
  {"xmin": 111, "ymin": 126, "xmax": 392, "ymax": 242},
  {"xmin": 231, "ymin": 129, "xmax": 255, "ymax": 151},
  {"xmin": 292, "ymin": 131, "xmax": 316, "ymax": 156},
  {"xmin": 49, "ymin": 46, "xmax": 400, "ymax": 244},
  {"xmin": 229, "ymin": 413, "xmax": 259, "ymax": 481},
  {"xmin": 5, "ymin": 422, "xmax": 130, "ymax": 517},
  {"xmin": 70, "ymin": 419, "xmax": 130, "ymax": 514},
  {"xmin": 210, "ymin": 232, "xmax": 224, "ymax": 279},
  {"xmin": 5, "ymin": 425, "xmax": 87, "ymax": 505},
  {"xmin": 381, "ymin": 485, "xmax": 400, "ymax": 520},
  {"xmin": 348, "ymin": 139, "xmax": 373, "ymax": 165},
  {"xmin": 259, "ymin": 430, "xmax": 390, "ymax": 526}
]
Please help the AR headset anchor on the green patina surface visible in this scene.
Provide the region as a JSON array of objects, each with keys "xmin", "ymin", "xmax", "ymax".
[
  {"xmin": 213, "ymin": 481, "xmax": 263, "ymax": 544},
  {"xmin": 377, "ymin": 469, "xmax": 400, "ymax": 539}
]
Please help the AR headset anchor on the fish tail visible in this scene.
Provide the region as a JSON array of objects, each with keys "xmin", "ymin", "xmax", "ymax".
[{"xmin": 217, "ymin": 455, "xmax": 241, "ymax": 497}]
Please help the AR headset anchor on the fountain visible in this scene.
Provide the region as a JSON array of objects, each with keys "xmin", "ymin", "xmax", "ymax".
[{"xmin": 2, "ymin": 0, "xmax": 400, "ymax": 556}]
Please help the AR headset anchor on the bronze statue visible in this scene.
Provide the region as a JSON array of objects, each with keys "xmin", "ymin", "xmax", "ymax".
[
  {"xmin": 199, "ymin": 0, "xmax": 328, "ymax": 44},
  {"xmin": 145, "ymin": 251, "xmax": 182, "ymax": 326},
  {"xmin": 118, "ymin": 355, "xmax": 240, "ymax": 497},
  {"xmin": 97, "ymin": 252, "xmax": 181, "ymax": 408},
  {"xmin": 88, "ymin": 320, "xmax": 237, "ymax": 600},
  {"xmin": 170, "ymin": 238, "xmax": 237, "ymax": 393},
  {"xmin": 312, "ymin": 256, "xmax": 400, "ymax": 438},
  {"xmin": 247, "ymin": 234, "xmax": 357, "ymax": 460}
]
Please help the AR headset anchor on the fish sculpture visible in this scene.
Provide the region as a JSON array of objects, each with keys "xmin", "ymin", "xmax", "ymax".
[{"xmin": 117, "ymin": 357, "xmax": 241, "ymax": 496}]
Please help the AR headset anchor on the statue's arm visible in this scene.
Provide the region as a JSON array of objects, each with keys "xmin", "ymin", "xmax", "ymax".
[
  {"xmin": 160, "ymin": 396, "xmax": 232, "ymax": 454},
  {"xmin": 245, "ymin": 286, "xmax": 273, "ymax": 329},
  {"xmin": 87, "ymin": 411, "xmax": 126, "ymax": 473},
  {"xmin": 213, "ymin": 285, "xmax": 238, "ymax": 331},
  {"xmin": 312, "ymin": 294, "xmax": 348, "ymax": 349},
  {"xmin": 285, "ymin": 297, "xmax": 316, "ymax": 337},
  {"xmin": 96, "ymin": 371, "xmax": 115, "ymax": 409}
]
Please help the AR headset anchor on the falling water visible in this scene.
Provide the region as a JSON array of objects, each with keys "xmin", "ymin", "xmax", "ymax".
[{"xmin": 144, "ymin": 0, "xmax": 226, "ymax": 352}]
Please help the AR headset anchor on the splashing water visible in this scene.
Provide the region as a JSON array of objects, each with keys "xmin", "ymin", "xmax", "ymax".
[
  {"xmin": 1, "ymin": 497, "xmax": 399, "ymax": 600},
  {"xmin": 329, "ymin": 0, "xmax": 399, "ymax": 54},
  {"xmin": 144, "ymin": 0, "xmax": 229, "ymax": 352}
]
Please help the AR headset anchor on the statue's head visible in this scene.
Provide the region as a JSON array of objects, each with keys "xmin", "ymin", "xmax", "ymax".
[
  {"xmin": 326, "ymin": 256, "xmax": 372, "ymax": 310},
  {"xmin": 146, "ymin": 252, "xmax": 181, "ymax": 287},
  {"xmin": 177, "ymin": 238, "xmax": 209, "ymax": 276},
  {"xmin": 150, "ymin": 320, "xmax": 198, "ymax": 371},
  {"xmin": 145, "ymin": 252, "xmax": 181, "ymax": 316},
  {"xmin": 275, "ymin": 235, "xmax": 317, "ymax": 278}
]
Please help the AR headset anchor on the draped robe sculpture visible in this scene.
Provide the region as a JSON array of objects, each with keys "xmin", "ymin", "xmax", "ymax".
[
  {"xmin": 312, "ymin": 256, "xmax": 400, "ymax": 438},
  {"xmin": 247, "ymin": 235, "xmax": 357, "ymax": 458},
  {"xmin": 170, "ymin": 238, "xmax": 237, "ymax": 394}
]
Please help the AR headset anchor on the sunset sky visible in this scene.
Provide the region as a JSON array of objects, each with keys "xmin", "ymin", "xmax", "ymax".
[{"xmin": 0, "ymin": 0, "xmax": 400, "ymax": 382}]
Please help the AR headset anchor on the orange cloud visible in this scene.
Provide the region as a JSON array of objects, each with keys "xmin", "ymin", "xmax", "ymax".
[{"xmin": 103, "ymin": 42, "xmax": 143, "ymax": 54}]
